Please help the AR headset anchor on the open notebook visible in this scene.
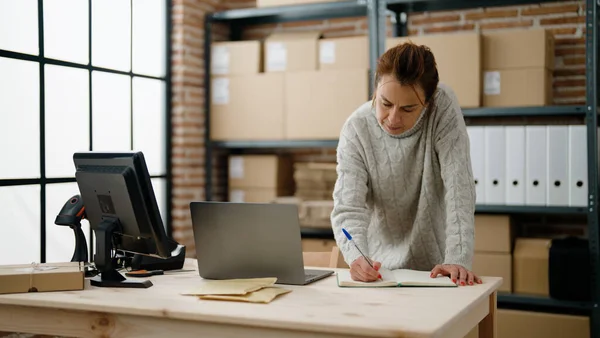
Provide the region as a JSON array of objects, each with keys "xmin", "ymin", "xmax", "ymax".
[{"xmin": 336, "ymin": 269, "xmax": 457, "ymax": 287}]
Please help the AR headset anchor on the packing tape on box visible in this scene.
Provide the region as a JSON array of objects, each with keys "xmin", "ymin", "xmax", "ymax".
[{"xmin": 13, "ymin": 262, "xmax": 83, "ymax": 292}]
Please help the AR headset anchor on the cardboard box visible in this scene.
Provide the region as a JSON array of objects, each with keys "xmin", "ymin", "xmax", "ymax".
[
  {"xmin": 497, "ymin": 309, "xmax": 589, "ymax": 338},
  {"xmin": 513, "ymin": 238, "xmax": 552, "ymax": 296},
  {"xmin": 299, "ymin": 200, "xmax": 334, "ymax": 228},
  {"xmin": 257, "ymin": 0, "xmax": 345, "ymax": 7},
  {"xmin": 228, "ymin": 155, "xmax": 293, "ymax": 189},
  {"xmin": 210, "ymin": 73, "xmax": 284, "ymax": 141},
  {"xmin": 294, "ymin": 162, "xmax": 338, "ymax": 181},
  {"xmin": 229, "ymin": 188, "xmax": 292, "ymax": 203},
  {"xmin": 295, "ymin": 189, "xmax": 332, "ymax": 200},
  {"xmin": 264, "ymin": 32, "xmax": 321, "ymax": 72},
  {"xmin": 483, "ymin": 68, "xmax": 553, "ymax": 107},
  {"xmin": 472, "ymin": 252, "xmax": 512, "ymax": 293},
  {"xmin": 483, "ymin": 29, "xmax": 554, "ymax": 70},
  {"xmin": 301, "ymin": 238, "xmax": 337, "ymax": 252},
  {"xmin": 301, "ymin": 200, "xmax": 334, "ymax": 220},
  {"xmin": 474, "ymin": 215, "xmax": 512, "ymax": 253},
  {"xmin": 0, "ymin": 262, "xmax": 84, "ymax": 294},
  {"xmin": 482, "ymin": 29, "xmax": 554, "ymax": 107},
  {"xmin": 386, "ymin": 32, "xmax": 481, "ymax": 108},
  {"xmin": 211, "ymin": 41, "xmax": 261, "ymax": 76},
  {"xmin": 319, "ymin": 36, "xmax": 369, "ymax": 70},
  {"xmin": 285, "ymin": 69, "xmax": 369, "ymax": 139}
]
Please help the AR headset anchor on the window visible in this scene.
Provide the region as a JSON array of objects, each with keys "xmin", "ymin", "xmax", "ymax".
[{"xmin": 0, "ymin": 0, "xmax": 171, "ymax": 265}]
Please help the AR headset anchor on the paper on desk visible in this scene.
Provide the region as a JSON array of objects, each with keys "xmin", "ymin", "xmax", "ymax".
[
  {"xmin": 199, "ymin": 287, "xmax": 291, "ymax": 303},
  {"xmin": 181, "ymin": 277, "xmax": 277, "ymax": 296}
]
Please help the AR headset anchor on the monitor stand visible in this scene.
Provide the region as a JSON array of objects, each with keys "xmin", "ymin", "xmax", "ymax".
[{"xmin": 90, "ymin": 217, "xmax": 152, "ymax": 288}]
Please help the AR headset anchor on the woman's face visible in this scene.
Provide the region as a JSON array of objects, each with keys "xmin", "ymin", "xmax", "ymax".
[{"xmin": 374, "ymin": 74, "xmax": 426, "ymax": 135}]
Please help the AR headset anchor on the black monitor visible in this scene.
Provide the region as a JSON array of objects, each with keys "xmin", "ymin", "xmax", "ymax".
[{"xmin": 73, "ymin": 151, "xmax": 173, "ymax": 288}]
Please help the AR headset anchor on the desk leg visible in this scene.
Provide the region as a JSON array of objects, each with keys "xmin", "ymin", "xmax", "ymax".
[{"xmin": 478, "ymin": 292, "xmax": 497, "ymax": 338}]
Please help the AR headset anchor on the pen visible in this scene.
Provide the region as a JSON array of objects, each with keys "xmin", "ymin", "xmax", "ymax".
[{"xmin": 342, "ymin": 228, "xmax": 382, "ymax": 280}]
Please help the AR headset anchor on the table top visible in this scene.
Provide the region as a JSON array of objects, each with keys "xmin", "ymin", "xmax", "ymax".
[{"xmin": 0, "ymin": 259, "xmax": 501, "ymax": 338}]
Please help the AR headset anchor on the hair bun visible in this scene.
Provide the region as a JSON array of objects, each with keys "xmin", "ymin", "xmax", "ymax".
[{"xmin": 375, "ymin": 40, "xmax": 439, "ymax": 103}]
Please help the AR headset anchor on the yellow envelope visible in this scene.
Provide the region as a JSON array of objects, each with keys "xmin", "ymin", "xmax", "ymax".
[
  {"xmin": 199, "ymin": 287, "xmax": 292, "ymax": 303},
  {"xmin": 181, "ymin": 277, "xmax": 277, "ymax": 296}
]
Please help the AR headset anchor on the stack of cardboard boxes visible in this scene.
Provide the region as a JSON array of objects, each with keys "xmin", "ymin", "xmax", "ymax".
[
  {"xmin": 271, "ymin": 195, "xmax": 335, "ymax": 229},
  {"xmin": 472, "ymin": 215, "xmax": 513, "ymax": 293},
  {"xmin": 466, "ymin": 216, "xmax": 589, "ymax": 338},
  {"xmin": 299, "ymin": 200, "xmax": 335, "ymax": 228},
  {"xmin": 211, "ymin": 28, "xmax": 555, "ymax": 143},
  {"xmin": 482, "ymin": 29, "xmax": 554, "ymax": 107},
  {"xmin": 293, "ymin": 162, "xmax": 337, "ymax": 200},
  {"xmin": 470, "ymin": 215, "xmax": 555, "ymax": 296},
  {"xmin": 385, "ymin": 28, "xmax": 554, "ymax": 108},
  {"xmin": 227, "ymin": 155, "xmax": 294, "ymax": 203},
  {"xmin": 210, "ymin": 33, "xmax": 369, "ymax": 141}
]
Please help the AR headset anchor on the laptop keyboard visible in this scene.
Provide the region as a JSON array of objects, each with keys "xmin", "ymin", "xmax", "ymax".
[{"xmin": 305, "ymin": 273, "xmax": 319, "ymax": 280}]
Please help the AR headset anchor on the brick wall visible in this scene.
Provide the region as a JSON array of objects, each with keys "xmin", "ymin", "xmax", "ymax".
[
  {"xmin": 170, "ymin": 0, "xmax": 587, "ymax": 256},
  {"xmin": 171, "ymin": 0, "xmax": 230, "ymax": 253}
]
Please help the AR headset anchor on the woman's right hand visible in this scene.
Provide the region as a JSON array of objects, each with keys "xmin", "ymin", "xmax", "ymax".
[{"xmin": 350, "ymin": 256, "xmax": 382, "ymax": 282}]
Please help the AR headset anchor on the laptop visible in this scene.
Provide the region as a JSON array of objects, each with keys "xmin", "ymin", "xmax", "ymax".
[{"xmin": 190, "ymin": 201, "xmax": 334, "ymax": 285}]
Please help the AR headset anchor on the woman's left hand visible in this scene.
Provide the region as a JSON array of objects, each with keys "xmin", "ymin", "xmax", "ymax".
[{"xmin": 430, "ymin": 264, "xmax": 482, "ymax": 286}]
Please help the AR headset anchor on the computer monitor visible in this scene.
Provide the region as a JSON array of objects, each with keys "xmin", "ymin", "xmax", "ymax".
[{"xmin": 73, "ymin": 151, "xmax": 173, "ymax": 288}]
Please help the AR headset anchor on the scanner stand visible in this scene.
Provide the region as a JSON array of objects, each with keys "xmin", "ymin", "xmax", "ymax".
[
  {"xmin": 71, "ymin": 226, "xmax": 88, "ymax": 263},
  {"xmin": 90, "ymin": 217, "xmax": 152, "ymax": 288},
  {"xmin": 131, "ymin": 239, "xmax": 186, "ymax": 272}
]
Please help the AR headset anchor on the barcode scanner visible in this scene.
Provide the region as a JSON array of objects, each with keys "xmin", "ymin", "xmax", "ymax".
[{"xmin": 55, "ymin": 194, "xmax": 88, "ymax": 263}]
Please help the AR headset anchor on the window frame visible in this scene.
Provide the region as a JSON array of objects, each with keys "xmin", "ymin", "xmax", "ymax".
[{"xmin": 0, "ymin": 0, "xmax": 173, "ymax": 263}]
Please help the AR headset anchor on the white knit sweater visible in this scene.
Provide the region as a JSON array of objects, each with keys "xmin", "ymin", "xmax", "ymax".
[{"xmin": 331, "ymin": 84, "xmax": 476, "ymax": 271}]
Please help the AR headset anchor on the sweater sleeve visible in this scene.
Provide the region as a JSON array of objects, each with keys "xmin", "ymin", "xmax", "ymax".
[
  {"xmin": 433, "ymin": 90, "xmax": 476, "ymax": 271},
  {"xmin": 330, "ymin": 121, "xmax": 372, "ymax": 266}
]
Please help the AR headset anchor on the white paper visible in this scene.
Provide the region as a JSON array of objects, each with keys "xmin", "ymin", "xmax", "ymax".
[
  {"xmin": 484, "ymin": 71, "xmax": 501, "ymax": 95},
  {"xmin": 525, "ymin": 126, "xmax": 547, "ymax": 205},
  {"xmin": 568, "ymin": 125, "xmax": 587, "ymax": 207},
  {"xmin": 467, "ymin": 126, "xmax": 486, "ymax": 204},
  {"xmin": 230, "ymin": 189, "xmax": 245, "ymax": 203},
  {"xmin": 546, "ymin": 126, "xmax": 569, "ymax": 206},
  {"xmin": 211, "ymin": 45, "xmax": 230, "ymax": 75},
  {"xmin": 484, "ymin": 126, "xmax": 506, "ymax": 204},
  {"xmin": 229, "ymin": 156, "xmax": 244, "ymax": 179},
  {"xmin": 267, "ymin": 42, "xmax": 287, "ymax": 71},
  {"xmin": 505, "ymin": 126, "xmax": 526, "ymax": 205},
  {"xmin": 211, "ymin": 78, "xmax": 229, "ymax": 105},
  {"xmin": 320, "ymin": 41, "xmax": 336, "ymax": 64}
]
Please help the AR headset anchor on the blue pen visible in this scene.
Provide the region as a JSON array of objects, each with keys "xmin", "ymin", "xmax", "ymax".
[{"xmin": 342, "ymin": 228, "xmax": 381, "ymax": 280}]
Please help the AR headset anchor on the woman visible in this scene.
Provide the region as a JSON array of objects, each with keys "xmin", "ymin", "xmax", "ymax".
[{"xmin": 331, "ymin": 41, "xmax": 481, "ymax": 286}]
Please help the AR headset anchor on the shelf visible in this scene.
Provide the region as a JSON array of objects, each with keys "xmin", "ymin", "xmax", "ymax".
[
  {"xmin": 301, "ymin": 227, "xmax": 334, "ymax": 239},
  {"xmin": 476, "ymin": 205, "xmax": 588, "ymax": 215},
  {"xmin": 211, "ymin": 139, "xmax": 339, "ymax": 149},
  {"xmin": 463, "ymin": 106, "xmax": 587, "ymax": 118},
  {"xmin": 208, "ymin": 0, "xmax": 367, "ymax": 24},
  {"xmin": 210, "ymin": 106, "xmax": 587, "ymax": 150},
  {"xmin": 498, "ymin": 293, "xmax": 593, "ymax": 315},
  {"xmin": 299, "ymin": 206, "xmax": 586, "ymax": 240},
  {"xmin": 386, "ymin": 0, "xmax": 566, "ymax": 13}
]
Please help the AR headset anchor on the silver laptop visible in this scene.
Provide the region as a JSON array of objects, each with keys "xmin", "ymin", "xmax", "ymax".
[{"xmin": 190, "ymin": 201, "xmax": 334, "ymax": 285}]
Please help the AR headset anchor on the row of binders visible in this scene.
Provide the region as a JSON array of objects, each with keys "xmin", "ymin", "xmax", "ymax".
[{"xmin": 467, "ymin": 125, "xmax": 588, "ymax": 207}]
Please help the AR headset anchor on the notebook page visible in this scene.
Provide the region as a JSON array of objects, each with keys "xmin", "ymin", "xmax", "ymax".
[
  {"xmin": 336, "ymin": 269, "xmax": 397, "ymax": 287},
  {"xmin": 392, "ymin": 269, "xmax": 456, "ymax": 287}
]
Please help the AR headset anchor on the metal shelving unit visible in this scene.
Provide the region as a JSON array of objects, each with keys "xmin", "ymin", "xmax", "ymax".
[
  {"xmin": 204, "ymin": 0, "xmax": 600, "ymax": 335},
  {"xmin": 497, "ymin": 293, "xmax": 593, "ymax": 316}
]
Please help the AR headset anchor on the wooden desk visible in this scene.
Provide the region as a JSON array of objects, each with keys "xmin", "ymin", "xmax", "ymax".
[{"xmin": 0, "ymin": 259, "xmax": 501, "ymax": 338}]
